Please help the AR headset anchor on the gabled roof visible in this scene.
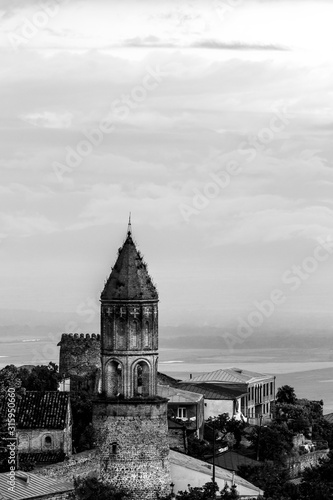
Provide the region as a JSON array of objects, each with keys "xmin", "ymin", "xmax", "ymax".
[
  {"xmin": 0, "ymin": 471, "xmax": 73, "ymax": 500},
  {"xmin": 157, "ymin": 372, "xmax": 181, "ymax": 387},
  {"xmin": 157, "ymin": 384, "xmax": 203, "ymax": 404},
  {"xmin": 168, "ymin": 418, "xmax": 186, "ymax": 430},
  {"xmin": 184, "ymin": 367, "xmax": 273, "ymax": 384},
  {"xmin": 288, "ymin": 477, "xmax": 303, "ymax": 486},
  {"xmin": 324, "ymin": 412, "xmax": 333, "ymax": 424},
  {"xmin": 206, "ymin": 451, "xmax": 260, "ymax": 471},
  {"xmin": 177, "ymin": 382, "xmax": 247, "ymax": 400},
  {"xmin": 169, "ymin": 450, "xmax": 263, "ymax": 495},
  {"xmin": 1, "ymin": 392, "xmax": 70, "ymax": 430},
  {"xmin": 101, "ymin": 231, "xmax": 158, "ymax": 301}
]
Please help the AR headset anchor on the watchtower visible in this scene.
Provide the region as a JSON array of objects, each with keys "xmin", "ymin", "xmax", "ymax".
[{"xmin": 92, "ymin": 222, "xmax": 171, "ymax": 499}]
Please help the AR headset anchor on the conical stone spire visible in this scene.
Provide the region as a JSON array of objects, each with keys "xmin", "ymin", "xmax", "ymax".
[{"xmin": 101, "ymin": 231, "xmax": 158, "ymax": 301}]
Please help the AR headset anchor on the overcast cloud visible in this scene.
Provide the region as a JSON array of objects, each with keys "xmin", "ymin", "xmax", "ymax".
[{"xmin": 0, "ymin": 0, "xmax": 333, "ymax": 329}]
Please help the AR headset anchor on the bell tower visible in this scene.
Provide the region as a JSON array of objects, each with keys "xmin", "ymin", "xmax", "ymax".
[{"xmin": 93, "ymin": 222, "xmax": 171, "ymax": 499}]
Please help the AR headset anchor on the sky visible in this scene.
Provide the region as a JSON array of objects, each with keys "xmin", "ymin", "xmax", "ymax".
[{"xmin": 1, "ymin": 0, "xmax": 333, "ymax": 332}]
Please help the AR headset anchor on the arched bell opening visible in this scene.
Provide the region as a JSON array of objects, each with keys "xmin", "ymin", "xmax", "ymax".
[
  {"xmin": 106, "ymin": 360, "xmax": 123, "ymax": 397},
  {"xmin": 133, "ymin": 360, "xmax": 150, "ymax": 397}
]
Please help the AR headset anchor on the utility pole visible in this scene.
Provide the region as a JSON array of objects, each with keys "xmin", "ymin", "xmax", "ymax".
[
  {"xmin": 212, "ymin": 420, "xmax": 216, "ymax": 497},
  {"xmin": 256, "ymin": 414, "xmax": 263, "ymax": 461}
]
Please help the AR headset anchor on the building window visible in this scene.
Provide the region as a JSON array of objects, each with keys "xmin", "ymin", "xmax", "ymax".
[
  {"xmin": 177, "ymin": 407, "xmax": 187, "ymax": 419},
  {"xmin": 270, "ymin": 382, "xmax": 273, "ymax": 395},
  {"xmin": 44, "ymin": 436, "xmax": 52, "ymax": 448}
]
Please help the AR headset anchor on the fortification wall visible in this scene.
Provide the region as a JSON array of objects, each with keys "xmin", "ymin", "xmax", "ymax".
[
  {"xmin": 34, "ymin": 449, "xmax": 98, "ymax": 482},
  {"xmin": 57, "ymin": 333, "xmax": 101, "ymax": 393},
  {"xmin": 289, "ymin": 450, "xmax": 329, "ymax": 477},
  {"xmin": 93, "ymin": 398, "xmax": 171, "ymax": 500},
  {"xmin": 58, "ymin": 333, "xmax": 101, "ymax": 376}
]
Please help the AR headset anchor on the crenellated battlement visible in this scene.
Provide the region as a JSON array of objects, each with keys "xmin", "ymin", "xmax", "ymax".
[
  {"xmin": 58, "ymin": 333, "xmax": 101, "ymax": 344},
  {"xmin": 58, "ymin": 333, "xmax": 101, "ymax": 384}
]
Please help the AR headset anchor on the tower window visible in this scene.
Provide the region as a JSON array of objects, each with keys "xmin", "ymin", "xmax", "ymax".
[
  {"xmin": 117, "ymin": 321, "xmax": 126, "ymax": 349},
  {"xmin": 144, "ymin": 322, "xmax": 150, "ymax": 347},
  {"xmin": 110, "ymin": 442, "xmax": 118, "ymax": 455},
  {"xmin": 131, "ymin": 321, "xmax": 138, "ymax": 348}
]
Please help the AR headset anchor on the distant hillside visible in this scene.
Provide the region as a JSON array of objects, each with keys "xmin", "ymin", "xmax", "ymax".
[
  {"xmin": 0, "ymin": 309, "xmax": 332, "ymax": 352},
  {"xmin": 0, "ymin": 309, "xmax": 99, "ymax": 342}
]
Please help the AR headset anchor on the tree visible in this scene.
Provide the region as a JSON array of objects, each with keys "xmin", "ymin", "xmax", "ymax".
[
  {"xmin": 18, "ymin": 362, "xmax": 61, "ymax": 391},
  {"xmin": 238, "ymin": 463, "xmax": 295, "ymax": 500},
  {"xmin": 274, "ymin": 402, "xmax": 311, "ymax": 436},
  {"xmin": 0, "ymin": 365, "xmax": 22, "ymax": 393},
  {"xmin": 70, "ymin": 392, "xmax": 94, "ymax": 452},
  {"xmin": 248, "ymin": 422, "xmax": 294, "ymax": 464},
  {"xmin": 70, "ymin": 476, "xmax": 131, "ymax": 500},
  {"xmin": 206, "ymin": 414, "xmax": 246, "ymax": 449},
  {"xmin": 298, "ymin": 451, "xmax": 333, "ymax": 500},
  {"xmin": 274, "ymin": 390, "xmax": 332, "ymax": 445},
  {"xmin": 312, "ymin": 418, "xmax": 333, "ymax": 449},
  {"xmin": 276, "ymin": 386, "xmax": 297, "ymax": 405},
  {"xmin": 187, "ymin": 435, "xmax": 213, "ymax": 460},
  {"xmin": 219, "ymin": 485, "xmax": 239, "ymax": 499},
  {"xmin": 168, "ymin": 481, "xmax": 238, "ymax": 500}
]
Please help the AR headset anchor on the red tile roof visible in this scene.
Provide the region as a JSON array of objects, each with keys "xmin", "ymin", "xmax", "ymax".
[
  {"xmin": 101, "ymin": 232, "xmax": 158, "ymax": 301},
  {"xmin": 5, "ymin": 392, "xmax": 70, "ymax": 430}
]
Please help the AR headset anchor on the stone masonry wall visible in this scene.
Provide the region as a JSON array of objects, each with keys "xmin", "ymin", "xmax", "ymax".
[
  {"xmin": 168, "ymin": 427, "xmax": 187, "ymax": 453},
  {"xmin": 58, "ymin": 334, "xmax": 101, "ymax": 392},
  {"xmin": 289, "ymin": 450, "xmax": 329, "ymax": 477},
  {"xmin": 93, "ymin": 399, "xmax": 171, "ymax": 500},
  {"xmin": 34, "ymin": 450, "xmax": 98, "ymax": 483},
  {"xmin": 18, "ymin": 429, "xmax": 68, "ymax": 454}
]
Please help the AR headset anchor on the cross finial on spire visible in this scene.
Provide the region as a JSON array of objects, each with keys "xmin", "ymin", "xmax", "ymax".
[{"xmin": 127, "ymin": 212, "xmax": 132, "ymax": 236}]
